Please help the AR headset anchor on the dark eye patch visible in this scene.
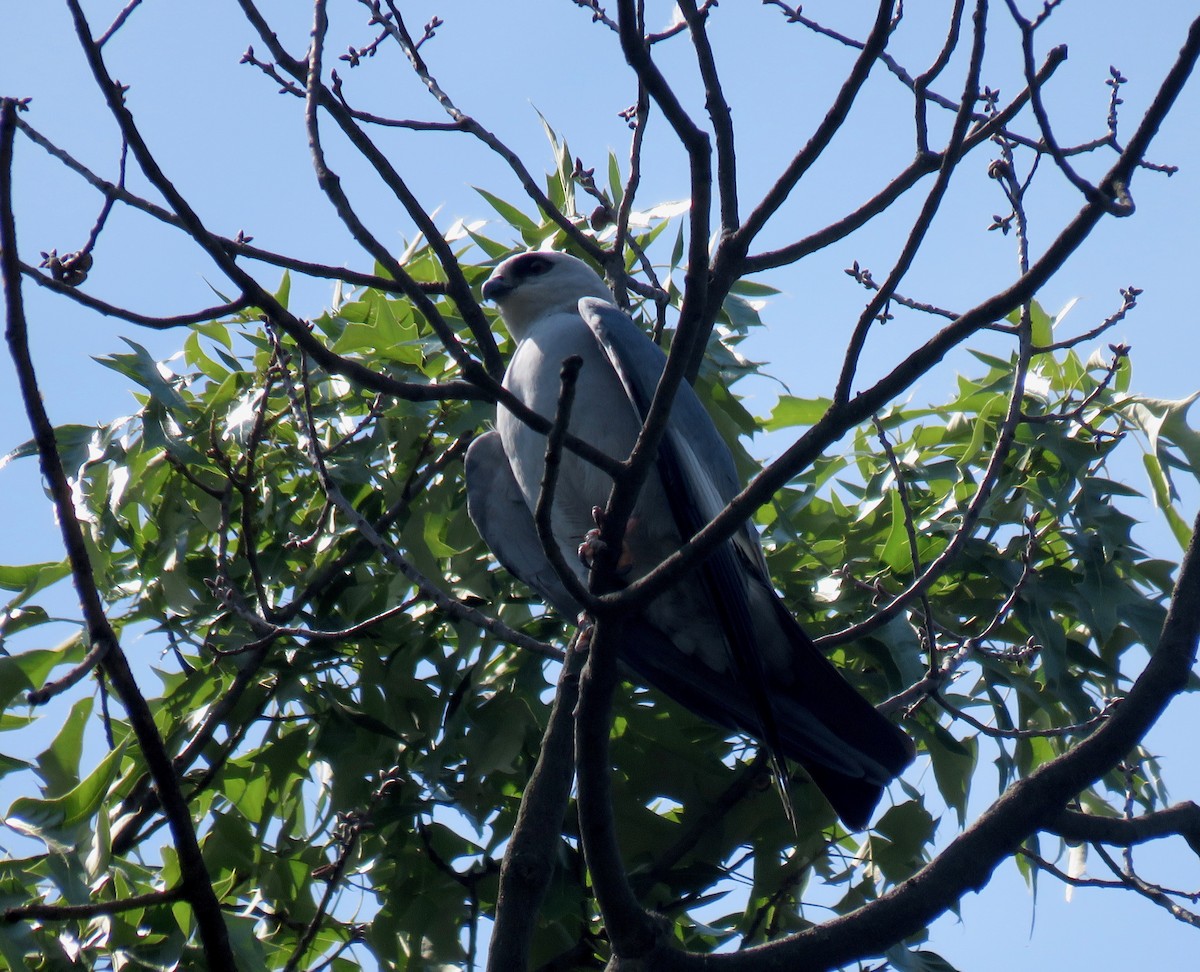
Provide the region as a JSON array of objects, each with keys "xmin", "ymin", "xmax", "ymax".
[{"xmin": 512, "ymin": 253, "xmax": 553, "ymax": 278}]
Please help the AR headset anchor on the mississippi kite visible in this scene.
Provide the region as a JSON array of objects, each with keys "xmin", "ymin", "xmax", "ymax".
[{"xmin": 466, "ymin": 251, "xmax": 914, "ymax": 829}]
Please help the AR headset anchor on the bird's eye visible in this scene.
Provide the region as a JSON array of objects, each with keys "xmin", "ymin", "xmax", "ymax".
[{"xmin": 515, "ymin": 254, "xmax": 552, "ymax": 277}]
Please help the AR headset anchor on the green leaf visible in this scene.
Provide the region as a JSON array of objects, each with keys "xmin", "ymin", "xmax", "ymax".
[
  {"xmin": 0, "ymin": 425, "xmax": 104, "ymax": 473},
  {"xmin": 607, "ymin": 151, "xmax": 624, "ymax": 208},
  {"xmin": 879, "ymin": 489, "xmax": 914, "ymax": 573},
  {"xmin": 919, "ymin": 721, "xmax": 977, "ymax": 827},
  {"xmin": 886, "ymin": 944, "xmax": 963, "ymax": 972},
  {"xmin": 474, "ymin": 187, "xmax": 540, "ymax": 237},
  {"xmin": 0, "ymin": 560, "xmax": 71, "ymax": 596},
  {"xmin": 35, "ymin": 697, "xmax": 94, "ymax": 797},
  {"xmin": 1029, "ymin": 300, "xmax": 1053, "ymax": 347},
  {"xmin": 764, "ymin": 395, "xmax": 830, "ymax": 431},
  {"xmin": 96, "ymin": 338, "xmax": 190, "ymax": 412},
  {"xmin": 1141, "ymin": 453, "xmax": 1193, "ymax": 547},
  {"xmin": 7, "ymin": 739, "xmax": 127, "ymax": 843},
  {"xmin": 274, "ymin": 270, "xmax": 292, "ymax": 309}
]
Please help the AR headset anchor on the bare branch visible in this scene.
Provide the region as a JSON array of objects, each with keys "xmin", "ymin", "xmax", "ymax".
[
  {"xmin": 833, "ymin": 0, "xmax": 987, "ymax": 407},
  {"xmin": 2, "ymin": 89, "xmax": 237, "ymax": 969},
  {"xmin": 96, "ymin": 0, "xmax": 145, "ymax": 47},
  {"xmin": 1049, "ymin": 802, "xmax": 1200, "ymax": 855},
  {"xmin": 534, "ymin": 354, "xmax": 600, "ymax": 612},
  {"xmin": 373, "ymin": 0, "xmax": 606, "ymax": 266},
  {"xmin": 936, "ymin": 693, "xmax": 1119, "ymax": 740},
  {"xmin": 744, "ymin": 43, "xmax": 1067, "ymax": 273},
  {"xmin": 678, "ymin": 0, "xmax": 738, "ymax": 232},
  {"xmin": 487, "ymin": 634, "xmax": 587, "ymax": 971},
  {"xmin": 734, "ymin": 2, "xmax": 897, "ymax": 255},
  {"xmin": 4, "ymin": 886, "xmax": 186, "ymax": 922},
  {"xmin": 574, "ymin": 619, "xmax": 659, "ymax": 957},
  {"xmin": 1091, "ymin": 841, "xmax": 1200, "ymax": 928},
  {"xmin": 1037, "ymin": 286, "xmax": 1140, "ymax": 353}
]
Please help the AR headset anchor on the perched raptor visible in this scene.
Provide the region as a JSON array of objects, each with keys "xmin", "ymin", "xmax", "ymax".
[{"xmin": 466, "ymin": 251, "xmax": 914, "ymax": 829}]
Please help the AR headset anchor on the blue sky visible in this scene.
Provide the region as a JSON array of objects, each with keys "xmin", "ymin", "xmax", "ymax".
[{"xmin": 2, "ymin": 2, "xmax": 1200, "ymax": 968}]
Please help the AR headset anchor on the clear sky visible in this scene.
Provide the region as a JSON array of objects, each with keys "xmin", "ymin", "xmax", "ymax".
[{"xmin": 2, "ymin": 2, "xmax": 1199, "ymax": 969}]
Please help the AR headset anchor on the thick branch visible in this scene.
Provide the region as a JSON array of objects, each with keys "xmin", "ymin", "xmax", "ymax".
[
  {"xmin": 1, "ymin": 94, "xmax": 236, "ymax": 970},
  {"xmin": 487, "ymin": 637, "xmax": 586, "ymax": 972},
  {"xmin": 574, "ymin": 618, "xmax": 659, "ymax": 959},
  {"xmin": 1049, "ymin": 803, "xmax": 1200, "ymax": 856},
  {"xmin": 661, "ymin": 507, "xmax": 1200, "ymax": 969}
]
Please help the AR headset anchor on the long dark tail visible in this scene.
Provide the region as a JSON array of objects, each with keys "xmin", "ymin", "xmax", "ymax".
[{"xmin": 618, "ymin": 606, "xmax": 914, "ymax": 830}]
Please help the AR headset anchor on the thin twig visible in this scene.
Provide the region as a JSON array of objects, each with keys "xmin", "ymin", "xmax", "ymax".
[
  {"xmin": 833, "ymin": 0, "xmax": 987, "ymax": 407},
  {"xmin": 96, "ymin": 0, "xmax": 145, "ymax": 47},
  {"xmin": 871, "ymin": 415, "xmax": 938, "ymax": 661},
  {"xmin": 533, "ymin": 355, "xmax": 598, "ymax": 611},
  {"xmin": 936, "ymin": 693, "xmax": 1119, "ymax": 739}
]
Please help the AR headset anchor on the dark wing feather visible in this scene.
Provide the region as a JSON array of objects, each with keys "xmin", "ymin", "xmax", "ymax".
[
  {"xmin": 579, "ymin": 299, "xmax": 799, "ymax": 824},
  {"xmin": 578, "ymin": 298, "xmax": 914, "ymax": 830}
]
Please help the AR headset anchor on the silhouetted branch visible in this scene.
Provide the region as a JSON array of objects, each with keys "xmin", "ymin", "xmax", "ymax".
[
  {"xmin": 488, "ymin": 634, "xmax": 587, "ymax": 971},
  {"xmin": 1049, "ymin": 802, "xmax": 1200, "ymax": 855},
  {"xmin": 4, "ymin": 886, "xmax": 185, "ymax": 922},
  {"xmin": 534, "ymin": 355, "xmax": 600, "ymax": 612},
  {"xmin": 2, "ymin": 89, "xmax": 237, "ymax": 970},
  {"xmin": 574, "ymin": 617, "xmax": 660, "ymax": 959}
]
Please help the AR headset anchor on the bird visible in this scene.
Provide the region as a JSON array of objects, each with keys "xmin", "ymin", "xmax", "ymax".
[{"xmin": 465, "ymin": 250, "xmax": 914, "ymax": 829}]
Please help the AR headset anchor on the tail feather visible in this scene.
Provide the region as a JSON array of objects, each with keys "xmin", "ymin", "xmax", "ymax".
[{"xmin": 617, "ymin": 609, "xmax": 914, "ymax": 830}]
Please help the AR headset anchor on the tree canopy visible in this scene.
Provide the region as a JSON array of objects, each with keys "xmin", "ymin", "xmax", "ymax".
[{"xmin": 2, "ymin": 3, "xmax": 1200, "ymax": 970}]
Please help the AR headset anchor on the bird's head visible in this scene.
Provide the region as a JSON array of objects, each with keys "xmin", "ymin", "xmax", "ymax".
[{"xmin": 482, "ymin": 252, "xmax": 614, "ymax": 340}]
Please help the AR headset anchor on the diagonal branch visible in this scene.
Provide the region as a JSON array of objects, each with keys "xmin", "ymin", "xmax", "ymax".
[
  {"xmin": 833, "ymin": 0, "xmax": 987, "ymax": 408},
  {"xmin": 375, "ymin": 0, "xmax": 607, "ymax": 268},
  {"xmin": 487, "ymin": 633, "xmax": 587, "ymax": 972},
  {"xmin": 241, "ymin": 0, "xmax": 505, "ymax": 375},
  {"xmin": 744, "ymin": 43, "xmax": 1067, "ymax": 274},
  {"xmin": 658, "ymin": 504, "xmax": 1200, "ymax": 969},
  {"xmin": 1, "ymin": 94, "xmax": 237, "ymax": 970},
  {"xmin": 733, "ymin": 1, "xmax": 896, "ymax": 255}
]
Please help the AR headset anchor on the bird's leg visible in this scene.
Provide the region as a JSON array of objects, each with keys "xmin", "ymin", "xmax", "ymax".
[{"xmin": 577, "ymin": 505, "xmax": 637, "ymax": 575}]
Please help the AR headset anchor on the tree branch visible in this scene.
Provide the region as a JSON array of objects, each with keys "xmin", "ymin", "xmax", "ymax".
[
  {"xmin": 1, "ymin": 93, "xmax": 237, "ymax": 970},
  {"xmin": 487, "ymin": 635, "xmax": 587, "ymax": 971},
  {"xmin": 657, "ymin": 503, "xmax": 1200, "ymax": 969}
]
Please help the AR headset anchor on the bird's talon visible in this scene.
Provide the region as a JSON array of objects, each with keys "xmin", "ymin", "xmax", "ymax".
[
  {"xmin": 577, "ymin": 529, "xmax": 607, "ymax": 570},
  {"xmin": 574, "ymin": 616, "xmax": 595, "ymax": 652}
]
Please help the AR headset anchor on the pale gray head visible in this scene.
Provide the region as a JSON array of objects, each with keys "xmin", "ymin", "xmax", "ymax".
[{"xmin": 482, "ymin": 252, "xmax": 615, "ymax": 341}]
